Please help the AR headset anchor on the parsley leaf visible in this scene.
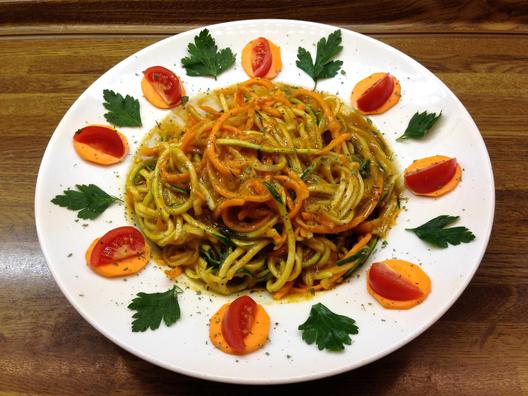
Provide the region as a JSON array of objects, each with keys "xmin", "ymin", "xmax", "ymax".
[
  {"xmin": 51, "ymin": 184, "xmax": 120, "ymax": 220},
  {"xmin": 102, "ymin": 89, "xmax": 142, "ymax": 127},
  {"xmin": 128, "ymin": 286, "xmax": 182, "ymax": 332},
  {"xmin": 406, "ymin": 215, "xmax": 476, "ymax": 248},
  {"xmin": 298, "ymin": 303, "xmax": 358, "ymax": 351},
  {"xmin": 296, "ymin": 30, "xmax": 343, "ymax": 88},
  {"xmin": 397, "ymin": 111, "xmax": 442, "ymax": 141},
  {"xmin": 181, "ymin": 29, "xmax": 235, "ymax": 79}
]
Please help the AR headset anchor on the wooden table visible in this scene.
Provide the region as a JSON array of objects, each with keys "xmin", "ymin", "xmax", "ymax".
[{"xmin": 1, "ymin": 1, "xmax": 527, "ymax": 394}]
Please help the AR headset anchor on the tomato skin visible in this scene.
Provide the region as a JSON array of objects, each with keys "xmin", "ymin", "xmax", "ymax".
[
  {"xmin": 251, "ymin": 38, "xmax": 272, "ymax": 78},
  {"xmin": 356, "ymin": 73, "xmax": 394, "ymax": 112},
  {"xmin": 221, "ymin": 295, "xmax": 257, "ymax": 354},
  {"xmin": 405, "ymin": 158, "xmax": 458, "ymax": 194},
  {"xmin": 143, "ymin": 66, "xmax": 182, "ymax": 106},
  {"xmin": 73, "ymin": 125, "xmax": 125, "ymax": 158},
  {"xmin": 368, "ymin": 262, "xmax": 424, "ymax": 301},
  {"xmin": 90, "ymin": 226, "xmax": 146, "ymax": 266}
]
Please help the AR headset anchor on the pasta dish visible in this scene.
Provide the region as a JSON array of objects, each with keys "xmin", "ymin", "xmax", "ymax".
[{"xmin": 126, "ymin": 79, "xmax": 400, "ymax": 296}]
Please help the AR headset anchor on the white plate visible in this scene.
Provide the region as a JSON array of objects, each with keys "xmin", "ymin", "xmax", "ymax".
[{"xmin": 35, "ymin": 19, "xmax": 494, "ymax": 384}]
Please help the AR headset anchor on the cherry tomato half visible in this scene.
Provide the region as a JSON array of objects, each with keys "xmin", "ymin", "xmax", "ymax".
[
  {"xmin": 356, "ymin": 73, "xmax": 395, "ymax": 112},
  {"xmin": 90, "ymin": 226, "xmax": 146, "ymax": 266},
  {"xmin": 221, "ymin": 295, "xmax": 257, "ymax": 354},
  {"xmin": 405, "ymin": 157, "xmax": 458, "ymax": 194},
  {"xmin": 251, "ymin": 38, "xmax": 273, "ymax": 78},
  {"xmin": 368, "ymin": 262, "xmax": 424, "ymax": 301},
  {"xmin": 73, "ymin": 125, "xmax": 126, "ymax": 159},
  {"xmin": 143, "ymin": 66, "xmax": 182, "ymax": 106}
]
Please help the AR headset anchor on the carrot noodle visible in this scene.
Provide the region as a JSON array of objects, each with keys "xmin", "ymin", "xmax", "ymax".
[{"xmin": 127, "ymin": 80, "xmax": 401, "ymax": 296}]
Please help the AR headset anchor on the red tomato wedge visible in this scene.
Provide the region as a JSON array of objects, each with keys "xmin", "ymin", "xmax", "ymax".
[
  {"xmin": 221, "ymin": 295, "xmax": 257, "ymax": 354},
  {"xmin": 405, "ymin": 157, "xmax": 458, "ymax": 194},
  {"xmin": 90, "ymin": 226, "xmax": 146, "ymax": 267},
  {"xmin": 241, "ymin": 38, "xmax": 282, "ymax": 80},
  {"xmin": 368, "ymin": 262, "xmax": 424, "ymax": 301},
  {"xmin": 250, "ymin": 38, "xmax": 273, "ymax": 77},
  {"xmin": 143, "ymin": 66, "xmax": 182, "ymax": 106},
  {"xmin": 356, "ymin": 73, "xmax": 395, "ymax": 112},
  {"xmin": 73, "ymin": 125, "xmax": 128, "ymax": 165}
]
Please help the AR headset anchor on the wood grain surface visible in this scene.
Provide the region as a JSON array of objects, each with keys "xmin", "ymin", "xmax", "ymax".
[{"xmin": 1, "ymin": 1, "xmax": 527, "ymax": 394}]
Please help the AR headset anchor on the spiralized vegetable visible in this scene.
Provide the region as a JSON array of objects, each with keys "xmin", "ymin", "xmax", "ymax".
[{"xmin": 126, "ymin": 79, "xmax": 400, "ymax": 296}]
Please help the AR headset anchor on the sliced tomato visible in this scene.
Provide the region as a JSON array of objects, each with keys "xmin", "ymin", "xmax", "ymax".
[
  {"xmin": 251, "ymin": 38, "xmax": 273, "ymax": 78},
  {"xmin": 356, "ymin": 73, "xmax": 395, "ymax": 112},
  {"xmin": 73, "ymin": 125, "xmax": 125, "ymax": 158},
  {"xmin": 90, "ymin": 226, "xmax": 146, "ymax": 267},
  {"xmin": 405, "ymin": 158, "xmax": 458, "ymax": 194},
  {"xmin": 143, "ymin": 66, "xmax": 182, "ymax": 106},
  {"xmin": 221, "ymin": 295, "xmax": 257, "ymax": 354},
  {"xmin": 368, "ymin": 262, "xmax": 424, "ymax": 301}
]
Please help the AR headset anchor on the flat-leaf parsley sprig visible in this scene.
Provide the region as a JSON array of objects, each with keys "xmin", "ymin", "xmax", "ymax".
[
  {"xmin": 298, "ymin": 303, "xmax": 358, "ymax": 351},
  {"xmin": 51, "ymin": 184, "xmax": 121, "ymax": 220},
  {"xmin": 397, "ymin": 110, "xmax": 442, "ymax": 141},
  {"xmin": 296, "ymin": 30, "xmax": 343, "ymax": 89},
  {"xmin": 181, "ymin": 29, "xmax": 236, "ymax": 79},
  {"xmin": 406, "ymin": 215, "xmax": 476, "ymax": 248},
  {"xmin": 128, "ymin": 286, "xmax": 183, "ymax": 332},
  {"xmin": 102, "ymin": 89, "xmax": 142, "ymax": 127}
]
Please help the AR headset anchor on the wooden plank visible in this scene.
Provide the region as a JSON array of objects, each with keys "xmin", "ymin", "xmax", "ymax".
[
  {"xmin": 1, "ymin": 21, "xmax": 528, "ymax": 36},
  {"xmin": 1, "ymin": 0, "xmax": 527, "ymax": 35}
]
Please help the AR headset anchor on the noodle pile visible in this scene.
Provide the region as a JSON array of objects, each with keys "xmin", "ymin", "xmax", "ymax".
[{"xmin": 126, "ymin": 79, "xmax": 400, "ymax": 296}]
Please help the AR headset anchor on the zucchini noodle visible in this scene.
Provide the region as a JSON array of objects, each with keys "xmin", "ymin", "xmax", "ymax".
[{"xmin": 126, "ymin": 79, "xmax": 401, "ymax": 296}]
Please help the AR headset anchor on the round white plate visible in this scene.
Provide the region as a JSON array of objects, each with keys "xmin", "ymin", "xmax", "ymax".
[{"xmin": 35, "ymin": 19, "xmax": 494, "ymax": 384}]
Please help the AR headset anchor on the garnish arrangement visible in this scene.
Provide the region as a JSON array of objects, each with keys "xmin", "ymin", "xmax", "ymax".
[
  {"xmin": 47, "ymin": 25, "xmax": 478, "ymax": 361},
  {"xmin": 52, "ymin": 184, "xmax": 121, "ymax": 219},
  {"xmin": 128, "ymin": 286, "xmax": 182, "ymax": 332},
  {"xmin": 181, "ymin": 28, "xmax": 236, "ymax": 79},
  {"xmin": 296, "ymin": 30, "xmax": 343, "ymax": 88},
  {"xmin": 298, "ymin": 303, "xmax": 359, "ymax": 351},
  {"xmin": 407, "ymin": 215, "xmax": 476, "ymax": 248},
  {"xmin": 102, "ymin": 89, "xmax": 142, "ymax": 127},
  {"xmin": 397, "ymin": 111, "xmax": 442, "ymax": 141}
]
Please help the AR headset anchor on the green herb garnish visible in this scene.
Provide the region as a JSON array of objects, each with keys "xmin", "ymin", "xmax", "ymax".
[
  {"xmin": 199, "ymin": 243, "xmax": 233, "ymax": 268},
  {"xmin": 406, "ymin": 215, "xmax": 475, "ymax": 248},
  {"xmin": 236, "ymin": 268, "xmax": 253, "ymax": 278},
  {"xmin": 210, "ymin": 230, "xmax": 233, "ymax": 248},
  {"xmin": 181, "ymin": 29, "xmax": 236, "ymax": 79},
  {"xmin": 300, "ymin": 159, "xmax": 320, "ymax": 181},
  {"xmin": 166, "ymin": 184, "xmax": 189, "ymax": 196},
  {"xmin": 128, "ymin": 286, "xmax": 182, "ymax": 332},
  {"xmin": 102, "ymin": 89, "xmax": 142, "ymax": 127},
  {"xmin": 51, "ymin": 184, "xmax": 120, "ymax": 220},
  {"xmin": 359, "ymin": 159, "xmax": 370, "ymax": 178},
  {"xmin": 336, "ymin": 247, "xmax": 369, "ymax": 266},
  {"xmin": 396, "ymin": 111, "xmax": 441, "ymax": 141},
  {"xmin": 264, "ymin": 181, "xmax": 283, "ymax": 205},
  {"xmin": 343, "ymin": 237, "xmax": 378, "ymax": 279},
  {"xmin": 296, "ymin": 30, "xmax": 343, "ymax": 89},
  {"xmin": 298, "ymin": 303, "xmax": 358, "ymax": 351}
]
